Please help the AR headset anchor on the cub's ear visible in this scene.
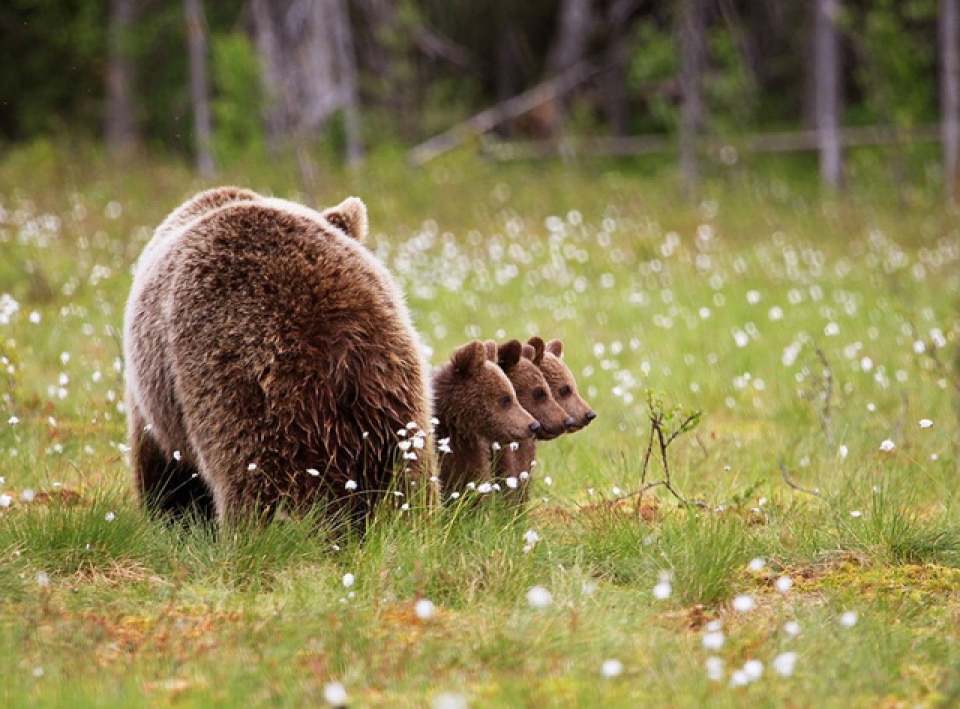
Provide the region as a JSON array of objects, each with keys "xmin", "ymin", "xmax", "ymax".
[
  {"xmin": 527, "ymin": 336, "xmax": 546, "ymax": 365},
  {"xmin": 484, "ymin": 340, "xmax": 498, "ymax": 362},
  {"xmin": 520, "ymin": 343, "xmax": 536, "ymax": 361},
  {"xmin": 452, "ymin": 340, "xmax": 487, "ymax": 375},
  {"xmin": 545, "ymin": 338, "xmax": 563, "ymax": 357},
  {"xmin": 497, "ymin": 339, "xmax": 523, "ymax": 369},
  {"xmin": 322, "ymin": 196, "xmax": 368, "ymax": 242}
]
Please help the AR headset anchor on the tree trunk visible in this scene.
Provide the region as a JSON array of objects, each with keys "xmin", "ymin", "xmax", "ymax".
[
  {"xmin": 250, "ymin": 0, "xmax": 287, "ymax": 154},
  {"xmin": 941, "ymin": 0, "xmax": 959, "ymax": 200},
  {"xmin": 185, "ymin": 0, "xmax": 215, "ymax": 176},
  {"xmin": 679, "ymin": 0, "xmax": 705, "ymax": 195},
  {"xmin": 331, "ymin": 0, "xmax": 364, "ymax": 167},
  {"xmin": 603, "ymin": 0, "xmax": 636, "ymax": 137},
  {"xmin": 545, "ymin": 0, "xmax": 594, "ymax": 136},
  {"xmin": 106, "ymin": 0, "xmax": 140, "ymax": 159},
  {"xmin": 815, "ymin": 0, "xmax": 842, "ymax": 188}
]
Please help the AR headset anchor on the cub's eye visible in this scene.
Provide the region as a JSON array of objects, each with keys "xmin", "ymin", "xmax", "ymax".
[
  {"xmin": 558, "ymin": 385, "xmax": 572, "ymax": 398},
  {"xmin": 499, "ymin": 394, "xmax": 513, "ymax": 409},
  {"xmin": 533, "ymin": 387, "xmax": 547, "ymax": 402}
]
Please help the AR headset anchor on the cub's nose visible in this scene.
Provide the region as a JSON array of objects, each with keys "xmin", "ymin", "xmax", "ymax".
[
  {"xmin": 564, "ymin": 416, "xmax": 576, "ymax": 429},
  {"xmin": 584, "ymin": 410, "xmax": 597, "ymax": 424},
  {"xmin": 529, "ymin": 421, "xmax": 541, "ymax": 433}
]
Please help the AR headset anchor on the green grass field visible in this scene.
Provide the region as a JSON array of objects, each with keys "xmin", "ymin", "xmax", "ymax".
[{"xmin": 1, "ymin": 143, "xmax": 959, "ymax": 707}]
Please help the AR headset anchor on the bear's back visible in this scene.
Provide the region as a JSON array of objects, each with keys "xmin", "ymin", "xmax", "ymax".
[{"xmin": 162, "ymin": 201, "xmax": 431, "ymax": 513}]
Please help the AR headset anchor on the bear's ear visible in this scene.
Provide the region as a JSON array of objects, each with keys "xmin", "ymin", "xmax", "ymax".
[
  {"xmin": 520, "ymin": 343, "xmax": 536, "ymax": 361},
  {"xmin": 527, "ymin": 336, "xmax": 546, "ymax": 365},
  {"xmin": 452, "ymin": 340, "xmax": 487, "ymax": 376},
  {"xmin": 322, "ymin": 196, "xmax": 368, "ymax": 242},
  {"xmin": 498, "ymin": 339, "xmax": 523, "ymax": 369},
  {"xmin": 484, "ymin": 340, "xmax": 498, "ymax": 362},
  {"xmin": 545, "ymin": 338, "xmax": 564, "ymax": 357}
]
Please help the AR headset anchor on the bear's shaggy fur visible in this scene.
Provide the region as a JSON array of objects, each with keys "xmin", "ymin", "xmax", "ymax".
[
  {"xmin": 124, "ymin": 191, "xmax": 432, "ymax": 527},
  {"xmin": 538, "ymin": 338, "xmax": 596, "ymax": 431},
  {"xmin": 491, "ymin": 337, "xmax": 572, "ymax": 503},
  {"xmin": 432, "ymin": 340, "xmax": 539, "ymax": 494}
]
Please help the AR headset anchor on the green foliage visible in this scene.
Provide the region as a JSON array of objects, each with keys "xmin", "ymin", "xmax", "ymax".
[
  {"xmin": 848, "ymin": 0, "xmax": 938, "ymax": 127},
  {"xmin": 627, "ymin": 20, "xmax": 679, "ymax": 133},
  {"xmin": 0, "ymin": 0, "xmax": 106, "ymax": 141},
  {"xmin": 705, "ymin": 28, "xmax": 758, "ymax": 134},
  {"xmin": 211, "ymin": 32, "xmax": 266, "ymax": 161}
]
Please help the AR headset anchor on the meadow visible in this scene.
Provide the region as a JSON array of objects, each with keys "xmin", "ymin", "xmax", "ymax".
[{"xmin": 1, "ymin": 141, "xmax": 959, "ymax": 707}]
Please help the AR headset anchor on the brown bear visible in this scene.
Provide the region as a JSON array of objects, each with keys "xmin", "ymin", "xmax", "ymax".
[
  {"xmin": 124, "ymin": 191, "xmax": 431, "ymax": 528},
  {"xmin": 537, "ymin": 338, "xmax": 596, "ymax": 431},
  {"xmin": 490, "ymin": 337, "xmax": 572, "ymax": 504},
  {"xmin": 432, "ymin": 340, "xmax": 540, "ymax": 495}
]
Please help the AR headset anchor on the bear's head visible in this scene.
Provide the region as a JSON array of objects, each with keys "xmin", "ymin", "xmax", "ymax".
[
  {"xmin": 491, "ymin": 338, "xmax": 572, "ymax": 440},
  {"xmin": 535, "ymin": 337, "xmax": 596, "ymax": 432},
  {"xmin": 435, "ymin": 340, "xmax": 540, "ymax": 443},
  {"xmin": 322, "ymin": 196, "xmax": 368, "ymax": 242}
]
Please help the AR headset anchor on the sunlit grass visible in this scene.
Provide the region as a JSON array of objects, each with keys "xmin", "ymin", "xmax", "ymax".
[{"xmin": 0, "ymin": 145, "xmax": 958, "ymax": 706}]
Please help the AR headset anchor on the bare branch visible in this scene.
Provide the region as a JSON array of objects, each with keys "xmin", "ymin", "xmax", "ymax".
[{"xmin": 779, "ymin": 458, "xmax": 823, "ymax": 498}]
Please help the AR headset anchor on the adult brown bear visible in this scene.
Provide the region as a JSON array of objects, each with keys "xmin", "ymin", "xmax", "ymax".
[{"xmin": 123, "ymin": 190, "xmax": 432, "ymax": 528}]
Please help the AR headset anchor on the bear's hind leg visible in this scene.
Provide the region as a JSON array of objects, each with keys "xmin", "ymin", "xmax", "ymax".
[{"xmin": 130, "ymin": 404, "xmax": 215, "ymax": 523}]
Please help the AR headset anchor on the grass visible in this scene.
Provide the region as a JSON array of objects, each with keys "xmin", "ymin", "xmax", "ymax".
[{"xmin": 1, "ymin": 140, "xmax": 959, "ymax": 707}]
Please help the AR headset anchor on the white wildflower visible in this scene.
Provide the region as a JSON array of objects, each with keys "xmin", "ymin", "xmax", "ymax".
[
  {"xmin": 323, "ymin": 681, "xmax": 348, "ymax": 707},
  {"xmin": 702, "ymin": 631, "xmax": 725, "ymax": 651},
  {"xmin": 415, "ymin": 598, "xmax": 435, "ymax": 620},
  {"xmin": 342, "ymin": 573, "xmax": 355, "ymax": 588},
  {"xmin": 732, "ymin": 594, "xmax": 756, "ymax": 612},
  {"xmin": 705, "ymin": 656, "xmax": 724, "ymax": 682},
  {"xmin": 601, "ymin": 659, "xmax": 623, "ymax": 678},
  {"xmin": 653, "ymin": 581, "xmax": 672, "ymax": 600},
  {"xmin": 526, "ymin": 585, "xmax": 553, "ymax": 609},
  {"xmin": 776, "ymin": 575, "xmax": 793, "ymax": 593},
  {"xmin": 879, "ymin": 439, "xmax": 895, "ymax": 452},
  {"xmin": 840, "ymin": 610, "xmax": 858, "ymax": 627},
  {"xmin": 743, "ymin": 660, "xmax": 764, "ymax": 681},
  {"xmin": 773, "ymin": 652, "xmax": 797, "ymax": 677},
  {"xmin": 433, "ymin": 692, "xmax": 467, "ymax": 709}
]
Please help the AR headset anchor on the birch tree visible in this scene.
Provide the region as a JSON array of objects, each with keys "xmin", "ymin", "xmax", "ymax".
[
  {"xmin": 679, "ymin": 0, "xmax": 705, "ymax": 194},
  {"xmin": 815, "ymin": 0, "xmax": 842, "ymax": 188},
  {"xmin": 941, "ymin": 0, "xmax": 959, "ymax": 199},
  {"xmin": 185, "ymin": 0, "xmax": 215, "ymax": 176},
  {"xmin": 106, "ymin": 0, "xmax": 140, "ymax": 159}
]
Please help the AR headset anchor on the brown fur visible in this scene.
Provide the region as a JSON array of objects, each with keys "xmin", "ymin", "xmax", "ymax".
[
  {"xmin": 124, "ymin": 193, "xmax": 432, "ymax": 528},
  {"xmin": 538, "ymin": 338, "xmax": 596, "ymax": 431},
  {"xmin": 492, "ymin": 338, "xmax": 572, "ymax": 504},
  {"xmin": 432, "ymin": 340, "xmax": 539, "ymax": 495}
]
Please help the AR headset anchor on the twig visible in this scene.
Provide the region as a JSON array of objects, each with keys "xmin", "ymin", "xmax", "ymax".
[
  {"xmin": 815, "ymin": 348, "xmax": 835, "ymax": 446},
  {"xmin": 694, "ymin": 432, "xmax": 709, "ymax": 459},
  {"xmin": 778, "ymin": 458, "xmax": 823, "ymax": 498}
]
